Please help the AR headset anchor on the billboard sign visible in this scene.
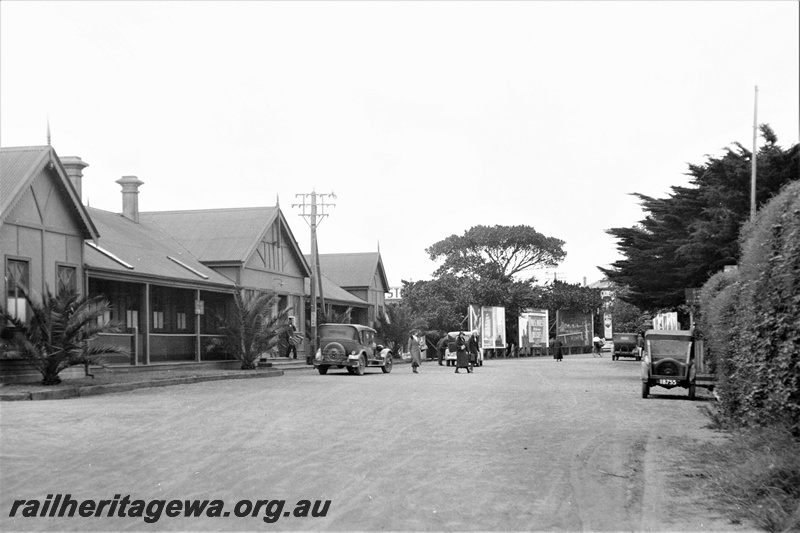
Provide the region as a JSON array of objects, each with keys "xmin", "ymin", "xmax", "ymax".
[
  {"xmin": 556, "ymin": 309, "xmax": 593, "ymax": 348},
  {"xmin": 480, "ymin": 306, "xmax": 506, "ymax": 349},
  {"xmin": 519, "ymin": 309, "xmax": 548, "ymax": 349}
]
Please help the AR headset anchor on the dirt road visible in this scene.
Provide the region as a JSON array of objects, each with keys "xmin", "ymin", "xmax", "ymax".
[{"xmin": 0, "ymin": 355, "xmax": 750, "ymax": 531}]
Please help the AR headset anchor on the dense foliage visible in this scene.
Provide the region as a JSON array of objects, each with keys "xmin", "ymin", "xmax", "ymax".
[
  {"xmin": 0, "ymin": 290, "xmax": 129, "ymax": 385},
  {"xmin": 699, "ymin": 181, "xmax": 800, "ymax": 432},
  {"xmin": 603, "ymin": 125, "xmax": 799, "ymax": 310}
]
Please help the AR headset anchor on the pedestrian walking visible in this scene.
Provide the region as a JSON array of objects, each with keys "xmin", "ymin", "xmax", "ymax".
[
  {"xmin": 408, "ymin": 332, "xmax": 423, "ymax": 373},
  {"xmin": 592, "ymin": 335, "xmax": 604, "ymax": 358},
  {"xmin": 468, "ymin": 330, "xmax": 480, "ymax": 370},
  {"xmin": 553, "ymin": 337, "xmax": 563, "ymax": 362},
  {"xmin": 455, "ymin": 331, "xmax": 472, "ymax": 373}
]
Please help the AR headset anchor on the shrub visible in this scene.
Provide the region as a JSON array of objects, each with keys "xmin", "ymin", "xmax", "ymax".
[
  {"xmin": 700, "ymin": 181, "xmax": 800, "ymax": 431},
  {"xmin": 0, "ymin": 290, "xmax": 130, "ymax": 385}
]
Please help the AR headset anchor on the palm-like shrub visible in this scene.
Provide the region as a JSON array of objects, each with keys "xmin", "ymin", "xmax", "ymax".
[
  {"xmin": 221, "ymin": 289, "xmax": 301, "ymax": 370},
  {"xmin": 0, "ymin": 290, "xmax": 130, "ymax": 385}
]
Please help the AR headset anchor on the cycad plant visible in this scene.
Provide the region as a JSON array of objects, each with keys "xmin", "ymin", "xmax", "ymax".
[
  {"xmin": 221, "ymin": 289, "xmax": 301, "ymax": 370},
  {"xmin": 0, "ymin": 290, "xmax": 130, "ymax": 385}
]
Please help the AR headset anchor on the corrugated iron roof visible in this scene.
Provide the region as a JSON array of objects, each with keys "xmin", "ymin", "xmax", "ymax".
[
  {"xmin": 85, "ymin": 207, "xmax": 235, "ymax": 289},
  {"xmin": 142, "ymin": 207, "xmax": 274, "ymax": 263},
  {"xmin": 143, "ymin": 206, "xmax": 311, "ymax": 277},
  {"xmin": 0, "ymin": 146, "xmax": 98, "ymax": 238},
  {"xmin": 308, "ymin": 252, "xmax": 389, "ymax": 290},
  {"xmin": 305, "ymin": 273, "xmax": 368, "ymax": 306}
]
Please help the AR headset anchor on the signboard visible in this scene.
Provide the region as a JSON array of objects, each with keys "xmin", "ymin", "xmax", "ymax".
[
  {"xmin": 468, "ymin": 304, "xmax": 481, "ymax": 335},
  {"xmin": 480, "ymin": 306, "xmax": 506, "ymax": 349},
  {"xmin": 685, "ymin": 288, "xmax": 702, "ymax": 306},
  {"xmin": 556, "ymin": 309, "xmax": 593, "ymax": 348},
  {"xmin": 653, "ymin": 312, "xmax": 678, "ymax": 330},
  {"xmin": 519, "ymin": 309, "xmax": 548, "ymax": 349},
  {"xmin": 603, "ymin": 312, "xmax": 613, "ymax": 338},
  {"xmin": 194, "ymin": 300, "xmax": 204, "ymax": 315}
]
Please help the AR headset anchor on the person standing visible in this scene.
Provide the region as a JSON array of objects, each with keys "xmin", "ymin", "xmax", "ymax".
[
  {"xmin": 455, "ymin": 331, "xmax": 471, "ymax": 373},
  {"xmin": 408, "ymin": 332, "xmax": 422, "ymax": 373},
  {"xmin": 637, "ymin": 333, "xmax": 645, "ymax": 360},
  {"xmin": 553, "ymin": 337, "xmax": 563, "ymax": 362},
  {"xmin": 285, "ymin": 317, "xmax": 298, "ymax": 359},
  {"xmin": 468, "ymin": 330, "xmax": 480, "ymax": 370}
]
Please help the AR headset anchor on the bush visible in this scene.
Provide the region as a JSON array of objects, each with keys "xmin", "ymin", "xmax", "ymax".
[{"xmin": 699, "ymin": 181, "xmax": 800, "ymax": 431}]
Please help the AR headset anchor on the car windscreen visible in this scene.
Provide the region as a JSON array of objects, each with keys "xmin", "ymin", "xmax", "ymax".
[
  {"xmin": 319, "ymin": 325, "xmax": 358, "ymax": 341},
  {"xmin": 648, "ymin": 339, "xmax": 691, "ymax": 360}
]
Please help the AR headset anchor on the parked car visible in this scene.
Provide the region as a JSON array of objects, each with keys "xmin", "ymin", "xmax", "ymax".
[
  {"xmin": 442, "ymin": 331, "xmax": 483, "ymax": 367},
  {"xmin": 612, "ymin": 332, "xmax": 640, "ymax": 361},
  {"xmin": 641, "ymin": 329, "xmax": 696, "ymax": 400},
  {"xmin": 314, "ymin": 324, "xmax": 393, "ymax": 375}
]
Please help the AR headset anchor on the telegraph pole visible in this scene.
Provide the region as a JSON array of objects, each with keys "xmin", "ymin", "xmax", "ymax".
[
  {"xmin": 293, "ymin": 190, "xmax": 336, "ymax": 364},
  {"xmin": 751, "ymin": 85, "xmax": 758, "ymax": 221}
]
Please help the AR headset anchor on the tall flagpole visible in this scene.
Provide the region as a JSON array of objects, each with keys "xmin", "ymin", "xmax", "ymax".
[{"xmin": 750, "ymin": 85, "xmax": 758, "ymax": 220}]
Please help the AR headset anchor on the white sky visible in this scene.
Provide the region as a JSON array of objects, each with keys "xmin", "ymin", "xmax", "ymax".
[{"xmin": 2, "ymin": 1, "xmax": 798, "ymax": 289}]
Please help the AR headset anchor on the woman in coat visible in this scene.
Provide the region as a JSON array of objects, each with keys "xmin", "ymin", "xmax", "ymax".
[
  {"xmin": 553, "ymin": 337, "xmax": 563, "ymax": 362},
  {"xmin": 455, "ymin": 331, "xmax": 472, "ymax": 373},
  {"xmin": 408, "ymin": 332, "xmax": 423, "ymax": 373},
  {"xmin": 468, "ymin": 330, "xmax": 480, "ymax": 370}
]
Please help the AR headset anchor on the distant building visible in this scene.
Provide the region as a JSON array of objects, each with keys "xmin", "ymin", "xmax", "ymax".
[{"xmin": 306, "ymin": 252, "xmax": 390, "ymax": 328}]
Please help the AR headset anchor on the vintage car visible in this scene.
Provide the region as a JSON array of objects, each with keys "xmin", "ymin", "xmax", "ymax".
[
  {"xmin": 641, "ymin": 329, "xmax": 696, "ymax": 400},
  {"xmin": 314, "ymin": 324, "xmax": 393, "ymax": 375},
  {"xmin": 442, "ymin": 331, "xmax": 483, "ymax": 367},
  {"xmin": 612, "ymin": 332, "xmax": 640, "ymax": 361}
]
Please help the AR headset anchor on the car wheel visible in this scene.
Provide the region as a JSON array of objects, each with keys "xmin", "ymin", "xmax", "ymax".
[
  {"xmin": 382, "ymin": 356, "xmax": 393, "ymax": 373},
  {"xmin": 354, "ymin": 354, "xmax": 366, "ymax": 375},
  {"xmin": 688, "ymin": 384, "xmax": 696, "ymax": 401},
  {"xmin": 317, "ymin": 365, "xmax": 329, "ymax": 375},
  {"xmin": 642, "ymin": 382, "xmax": 649, "ymax": 398}
]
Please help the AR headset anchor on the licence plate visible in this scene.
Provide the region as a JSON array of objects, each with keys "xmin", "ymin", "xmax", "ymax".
[{"xmin": 658, "ymin": 379, "xmax": 678, "ymax": 386}]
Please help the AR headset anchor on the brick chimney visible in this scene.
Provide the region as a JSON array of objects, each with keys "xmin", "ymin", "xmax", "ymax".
[
  {"xmin": 115, "ymin": 175, "xmax": 144, "ymax": 222},
  {"xmin": 60, "ymin": 156, "xmax": 89, "ymax": 200}
]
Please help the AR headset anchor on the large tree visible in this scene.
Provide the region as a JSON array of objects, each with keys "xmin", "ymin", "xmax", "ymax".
[
  {"xmin": 426, "ymin": 225, "xmax": 566, "ymax": 282},
  {"xmin": 602, "ymin": 125, "xmax": 799, "ymax": 310}
]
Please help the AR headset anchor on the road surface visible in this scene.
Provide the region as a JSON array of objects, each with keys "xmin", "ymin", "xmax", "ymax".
[{"xmin": 0, "ymin": 354, "xmax": 748, "ymax": 531}]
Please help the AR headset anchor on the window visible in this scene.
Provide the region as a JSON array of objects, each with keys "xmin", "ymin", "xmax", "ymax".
[
  {"xmin": 5, "ymin": 259, "xmax": 29, "ymax": 321},
  {"xmin": 57, "ymin": 265, "xmax": 77, "ymax": 296},
  {"xmin": 126, "ymin": 309, "xmax": 139, "ymax": 329},
  {"xmin": 153, "ymin": 311, "xmax": 164, "ymax": 329},
  {"xmin": 97, "ymin": 309, "xmax": 111, "ymax": 326},
  {"xmin": 177, "ymin": 312, "xmax": 187, "ymax": 330}
]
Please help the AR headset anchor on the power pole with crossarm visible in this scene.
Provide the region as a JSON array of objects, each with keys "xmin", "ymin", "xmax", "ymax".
[{"xmin": 293, "ymin": 190, "xmax": 336, "ymax": 364}]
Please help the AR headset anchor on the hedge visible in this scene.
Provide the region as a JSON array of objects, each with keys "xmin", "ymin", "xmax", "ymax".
[{"xmin": 699, "ymin": 181, "xmax": 800, "ymax": 431}]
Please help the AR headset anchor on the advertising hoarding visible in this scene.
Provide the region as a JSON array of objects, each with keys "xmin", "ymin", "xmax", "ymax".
[
  {"xmin": 519, "ymin": 309, "xmax": 548, "ymax": 349},
  {"xmin": 480, "ymin": 306, "xmax": 506, "ymax": 350},
  {"xmin": 556, "ymin": 309, "xmax": 593, "ymax": 348}
]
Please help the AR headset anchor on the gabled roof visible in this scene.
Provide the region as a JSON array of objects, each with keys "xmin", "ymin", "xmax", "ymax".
[
  {"xmin": 308, "ymin": 252, "xmax": 389, "ymax": 290},
  {"xmin": 305, "ymin": 273, "xmax": 368, "ymax": 307},
  {"xmin": 142, "ymin": 207, "xmax": 311, "ymax": 276},
  {"xmin": 85, "ymin": 207, "xmax": 235, "ymax": 289},
  {"xmin": 0, "ymin": 145, "xmax": 98, "ymax": 238}
]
